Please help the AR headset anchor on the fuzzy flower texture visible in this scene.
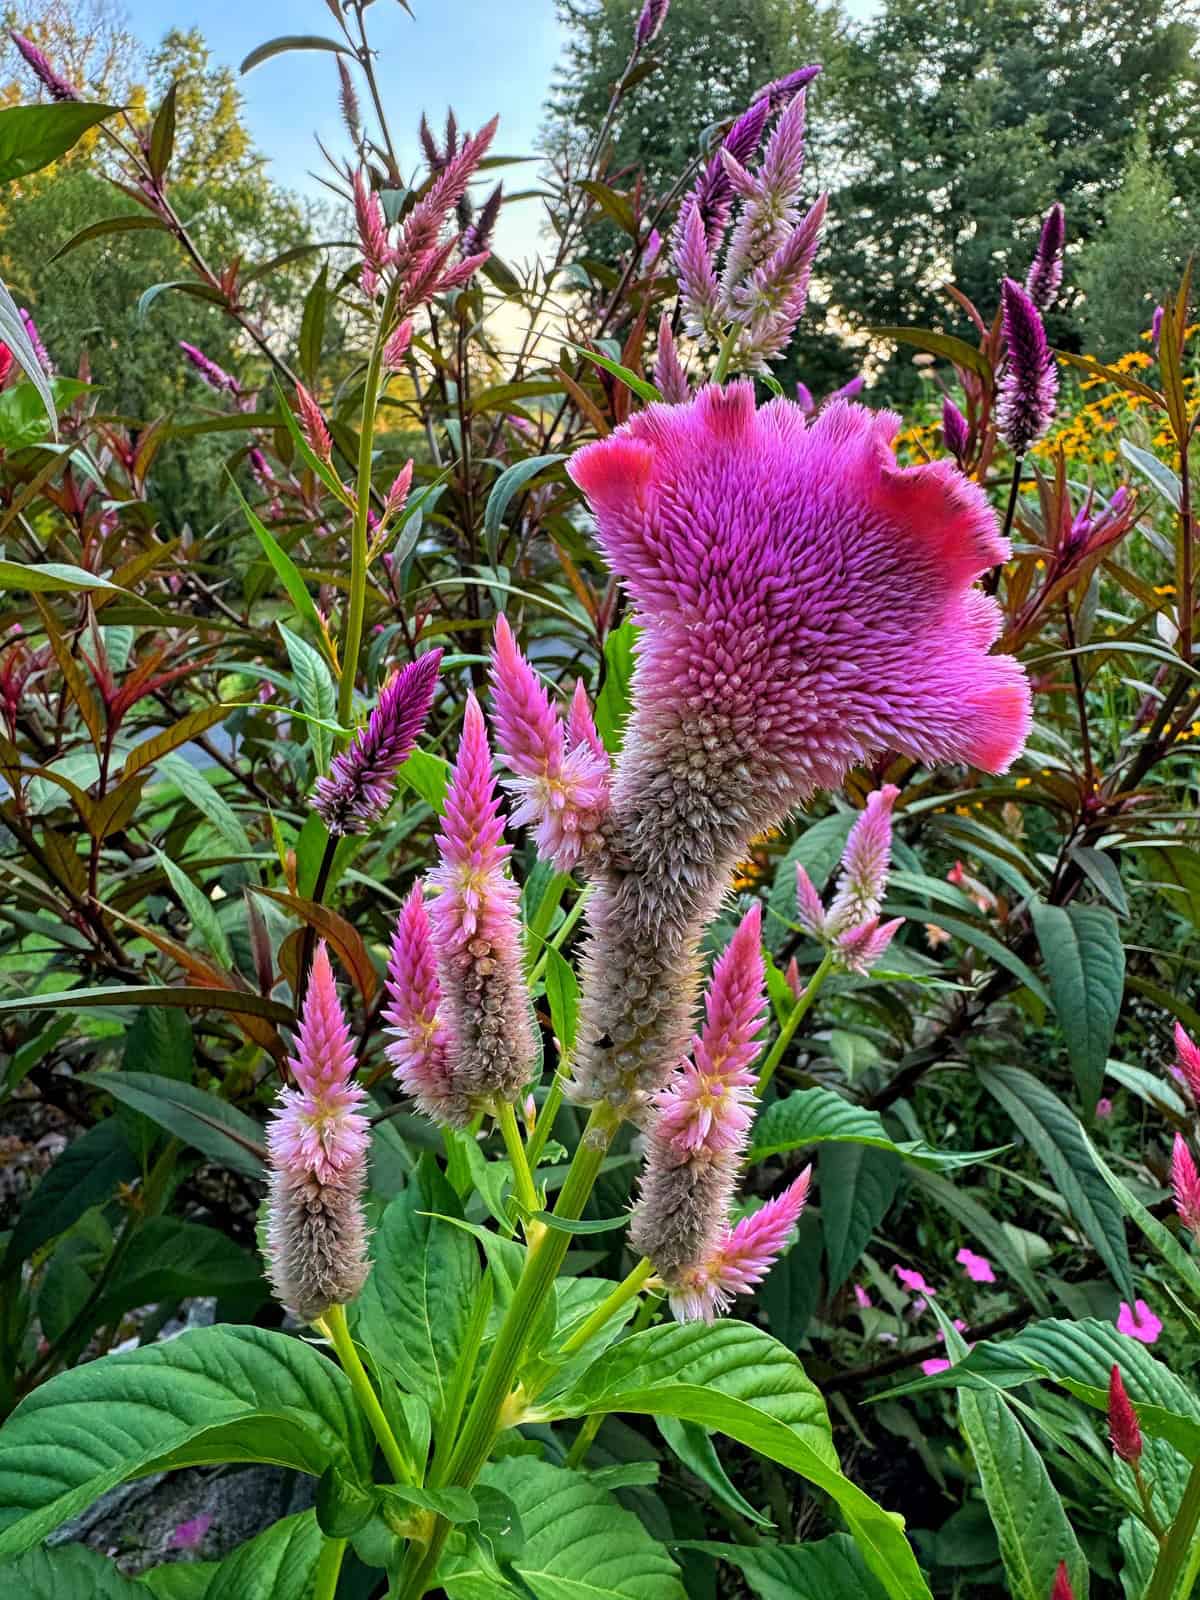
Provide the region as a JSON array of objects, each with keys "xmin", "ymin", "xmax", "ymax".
[
  {"xmin": 795, "ymin": 783, "xmax": 904, "ymax": 973},
  {"xmin": 564, "ymin": 383, "xmax": 1031, "ymax": 1116},
  {"xmin": 265, "ymin": 944, "xmax": 369, "ymax": 1323}
]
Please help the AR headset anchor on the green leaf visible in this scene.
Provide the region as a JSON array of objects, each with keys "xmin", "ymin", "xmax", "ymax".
[
  {"xmin": 482, "ymin": 453, "xmax": 565, "ymax": 566},
  {"xmin": 278, "ymin": 622, "xmax": 337, "ymax": 774},
  {"xmin": 353, "ymin": 1169, "xmax": 480, "ymax": 1426},
  {"xmin": 0, "ymin": 1325, "xmax": 372, "ymax": 1558},
  {"xmin": 869, "ymin": 326, "xmax": 993, "ymax": 382},
  {"xmin": 820, "ymin": 1143, "xmax": 902, "ymax": 1293},
  {"xmin": 910, "ymin": 1168, "xmax": 1051, "ymax": 1315},
  {"xmin": 79, "ymin": 1070, "xmax": 266, "ymax": 1178},
  {"xmin": 657, "ymin": 1416, "xmax": 773, "ymax": 1529},
  {"xmin": 0, "ymin": 103, "xmax": 119, "ymax": 183},
  {"xmin": 228, "ymin": 474, "xmax": 325, "ymax": 640},
  {"xmin": 154, "ymin": 848, "xmax": 232, "ymax": 968},
  {"xmin": 148, "ymin": 80, "xmax": 176, "ymax": 181},
  {"xmin": 1030, "ymin": 901, "xmax": 1125, "ymax": 1110},
  {"xmin": 201, "ymin": 1510, "xmax": 322, "ymax": 1600},
  {"xmin": 578, "ymin": 179, "xmax": 639, "ymax": 235},
  {"xmin": 542, "ymin": 945, "xmax": 580, "ymax": 1054},
  {"xmin": 89, "ymin": 1218, "xmax": 264, "ymax": 1327},
  {"xmin": 748, "ymin": 1085, "xmax": 993, "ymax": 1171},
  {"xmin": 684, "ymin": 1534, "xmax": 889, "ymax": 1600},
  {"xmin": 1069, "ymin": 846, "xmax": 1128, "ymax": 917},
  {"xmin": 156, "ymin": 753, "xmax": 253, "ymax": 853},
  {"xmin": 441, "ymin": 1456, "xmax": 685, "ymax": 1599},
  {"xmin": 0, "ymin": 558, "xmax": 134, "ymax": 598},
  {"xmin": 546, "ymin": 1321, "xmax": 931, "ymax": 1600},
  {"xmin": 48, "ymin": 213, "xmax": 167, "ymax": 265},
  {"xmin": 568, "ymin": 343, "xmax": 662, "ymax": 405},
  {"xmin": 885, "ymin": 904, "xmax": 1049, "ymax": 1004},
  {"xmin": 0, "ymin": 1541, "xmax": 145, "ymax": 1598},
  {"xmin": 269, "ymin": 375, "xmax": 348, "ymax": 504},
  {"xmin": 531, "ymin": 1210, "xmax": 628, "ymax": 1236},
  {"xmin": 396, "ymin": 747, "xmax": 451, "ymax": 813},
  {"xmin": 0, "ymin": 986, "xmax": 291, "ymax": 1026},
  {"xmin": 298, "ymin": 262, "xmax": 329, "ymax": 385},
  {"xmin": 2, "ymin": 1118, "xmax": 137, "ymax": 1270},
  {"xmin": 121, "ymin": 703, "xmax": 237, "ymax": 780},
  {"xmin": 958, "ymin": 1386, "xmax": 1088, "ymax": 1600},
  {"xmin": 240, "ymin": 35, "xmax": 352, "ymax": 73},
  {"xmin": 0, "ymin": 276, "xmax": 56, "ymax": 433},
  {"xmin": 594, "ymin": 619, "xmax": 637, "ymax": 754},
  {"xmin": 977, "ymin": 1064, "xmax": 1133, "ymax": 1300},
  {"xmin": 1118, "ymin": 439, "xmax": 1182, "ymax": 511},
  {"xmin": 0, "ymin": 377, "xmax": 89, "ymax": 449}
]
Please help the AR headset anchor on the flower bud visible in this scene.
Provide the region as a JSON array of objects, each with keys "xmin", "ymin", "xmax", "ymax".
[{"xmin": 1107, "ymin": 1363, "xmax": 1142, "ymax": 1464}]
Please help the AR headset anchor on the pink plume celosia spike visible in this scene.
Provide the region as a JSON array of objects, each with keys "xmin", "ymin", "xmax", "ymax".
[
  {"xmin": 488, "ymin": 615, "xmax": 609, "ymax": 871},
  {"xmin": 384, "ymin": 883, "xmax": 471, "ymax": 1126},
  {"xmin": 1175, "ymin": 1022, "xmax": 1200, "ymax": 1100},
  {"xmin": 998, "ymin": 277, "xmax": 1058, "ymax": 454},
  {"xmin": 653, "ymin": 313, "xmax": 691, "ymax": 405},
  {"xmin": 1172, "ymin": 1134, "xmax": 1200, "ymax": 1233},
  {"xmin": 427, "ymin": 694, "xmax": 534, "ymax": 1105},
  {"xmin": 794, "ymin": 862, "xmax": 828, "ymax": 938},
  {"xmin": 835, "ymin": 915, "xmax": 904, "ymax": 975},
  {"xmin": 294, "ymin": 382, "xmax": 332, "ymax": 463},
  {"xmin": 567, "ymin": 677, "xmax": 609, "ymax": 764},
  {"xmin": 666, "ymin": 1168, "xmax": 812, "ymax": 1322},
  {"xmin": 826, "ymin": 784, "xmax": 900, "ymax": 934},
  {"xmin": 288, "ymin": 943, "xmax": 357, "ymax": 1101},
  {"xmin": 675, "ymin": 205, "xmax": 722, "ymax": 341},
  {"xmin": 354, "ymin": 168, "xmax": 392, "ymax": 274}
]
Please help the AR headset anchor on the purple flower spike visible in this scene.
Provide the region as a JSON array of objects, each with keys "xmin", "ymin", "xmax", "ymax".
[
  {"xmin": 942, "ymin": 396, "xmax": 970, "ymax": 462},
  {"xmin": 180, "ymin": 341, "xmax": 240, "ymax": 396},
  {"xmin": 752, "ymin": 64, "xmax": 822, "ymax": 113},
  {"xmin": 313, "ymin": 650, "xmax": 442, "ymax": 835},
  {"xmin": 997, "ymin": 278, "xmax": 1058, "ymax": 455},
  {"xmin": 635, "ymin": 0, "xmax": 670, "ymax": 47},
  {"xmin": 1023, "ymin": 202, "xmax": 1065, "ymax": 312},
  {"xmin": 10, "ymin": 30, "xmax": 79, "ymax": 101}
]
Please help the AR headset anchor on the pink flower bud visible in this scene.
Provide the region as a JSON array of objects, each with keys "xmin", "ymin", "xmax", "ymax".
[
  {"xmin": 294, "ymin": 382, "xmax": 332, "ymax": 463},
  {"xmin": 1172, "ymin": 1134, "xmax": 1200, "ymax": 1233},
  {"xmin": 1108, "ymin": 1363, "xmax": 1142, "ymax": 1464}
]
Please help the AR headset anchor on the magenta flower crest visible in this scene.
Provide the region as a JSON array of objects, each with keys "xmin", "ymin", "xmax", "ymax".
[
  {"xmin": 666, "ymin": 1170, "xmax": 812, "ymax": 1322},
  {"xmin": 271, "ymin": 944, "xmax": 368, "ymax": 1181},
  {"xmin": 751, "ymin": 64, "xmax": 822, "ymax": 113},
  {"xmin": 1023, "ymin": 203, "xmax": 1065, "ymax": 313},
  {"xmin": 566, "ymin": 385, "xmax": 1029, "ymax": 1112},
  {"xmin": 384, "ymin": 884, "xmax": 470, "ymax": 1126},
  {"xmin": 313, "ymin": 649, "xmax": 442, "ymax": 835},
  {"xmin": 488, "ymin": 615, "xmax": 611, "ymax": 871},
  {"xmin": 997, "ymin": 277, "xmax": 1058, "ymax": 454},
  {"xmin": 1108, "ymin": 1364, "xmax": 1143, "ymax": 1464}
]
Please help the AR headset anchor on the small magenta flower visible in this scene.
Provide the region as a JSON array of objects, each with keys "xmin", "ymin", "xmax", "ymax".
[
  {"xmin": 384, "ymin": 884, "xmax": 470, "ymax": 1126},
  {"xmin": 427, "ymin": 695, "xmax": 535, "ymax": 1106},
  {"xmin": 1024, "ymin": 203, "xmax": 1065, "ymax": 312},
  {"xmin": 313, "ymin": 650, "xmax": 442, "ymax": 834},
  {"xmin": 942, "ymin": 396, "xmax": 970, "ymax": 463},
  {"xmin": 294, "ymin": 382, "xmax": 333, "ymax": 463},
  {"xmin": 265, "ymin": 944, "xmax": 370, "ymax": 1322},
  {"xmin": 566, "ymin": 385, "xmax": 1029, "ymax": 1112},
  {"xmin": 635, "ymin": 0, "xmax": 670, "ymax": 46},
  {"xmin": 853, "ymin": 1283, "xmax": 872, "ymax": 1309},
  {"xmin": 833, "ymin": 915, "xmax": 904, "ymax": 975},
  {"xmin": 1175, "ymin": 1023, "xmax": 1200, "ymax": 1099},
  {"xmin": 895, "ymin": 1266, "xmax": 934, "ymax": 1295},
  {"xmin": 997, "ymin": 278, "xmax": 1058, "ymax": 454},
  {"xmin": 1095, "ymin": 1095, "xmax": 1113, "ymax": 1119},
  {"xmin": 1108, "ymin": 1364, "xmax": 1143, "ymax": 1464},
  {"xmin": 10, "ymin": 30, "xmax": 79, "ymax": 100},
  {"xmin": 1116, "ymin": 1299, "xmax": 1162, "ymax": 1345},
  {"xmin": 921, "ymin": 1357, "xmax": 951, "ymax": 1376},
  {"xmin": 1171, "ymin": 1134, "xmax": 1200, "ymax": 1233},
  {"xmin": 488, "ymin": 615, "xmax": 610, "ymax": 871},
  {"xmin": 179, "ymin": 341, "xmax": 240, "ymax": 395},
  {"xmin": 169, "ymin": 1513, "xmax": 213, "ymax": 1552},
  {"xmin": 956, "ymin": 1247, "xmax": 995, "ymax": 1283},
  {"xmin": 664, "ymin": 1170, "xmax": 811, "ymax": 1322}
]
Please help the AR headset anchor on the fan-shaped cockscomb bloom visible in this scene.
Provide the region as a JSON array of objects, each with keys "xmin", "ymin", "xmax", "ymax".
[
  {"xmin": 384, "ymin": 883, "xmax": 470, "ymax": 1126},
  {"xmin": 488, "ymin": 616, "xmax": 611, "ymax": 871},
  {"xmin": 1024, "ymin": 203, "xmax": 1065, "ymax": 313},
  {"xmin": 265, "ymin": 944, "xmax": 369, "ymax": 1322},
  {"xmin": 665, "ymin": 1169, "xmax": 811, "ymax": 1322},
  {"xmin": 1175, "ymin": 1022, "xmax": 1200, "ymax": 1100},
  {"xmin": 566, "ymin": 385, "xmax": 1028, "ymax": 1114},
  {"xmin": 997, "ymin": 278, "xmax": 1058, "ymax": 455},
  {"xmin": 313, "ymin": 649, "xmax": 442, "ymax": 834},
  {"xmin": 1172, "ymin": 1134, "xmax": 1200, "ymax": 1234},
  {"xmin": 427, "ymin": 695, "xmax": 535, "ymax": 1106}
]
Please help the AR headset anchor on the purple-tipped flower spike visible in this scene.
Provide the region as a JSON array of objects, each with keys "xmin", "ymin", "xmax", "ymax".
[
  {"xmin": 676, "ymin": 206, "xmax": 722, "ymax": 342},
  {"xmin": 720, "ymin": 92, "xmax": 810, "ymax": 301},
  {"xmin": 1172, "ymin": 1134, "xmax": 1200, "ymax": 1233},
  {"xmin": 794, "ymin": 380, "xmax": 815, "ymax": 415},
  {"xmin": 461, "ymin": 182, "xmax": 503, "ymax": 258},
  {"xmin": 179, "ymin": 341, "xmax": 240, "ymax": 396},
  {"xmin": 19, "ymin": 309, "xmax": 50, "ymax": 373},
  {"xmin": 385, "ymin": 884, "xmax": 470, "ymax": 1126},
  {"xmin": 653, "ymin": 313, "xmax": 691, "ymax": 404},
  {"xmin": 752, "ymin": 64, "xmax": 822, "ymax": 113},
  {"xmin": 826, "ymin": 784, "xmax": 900, "ymax": 934},
  {"xmin": 1108, "ymin": 1364, "xmax": 1143, "ymax": 1465},
  {"xmin": 997, "ymin": 278, "xmax": 1058, "ymax": 455},
  {"xmin": 265, "ymin": 943, "xmax": 369, "ymax": 1322},
  {"xmin": 794, "ymin": 863, "xmax": 828, "ymax": 939},
  {"xmin": 942, "ymin": 396, "xmax": 970, "ymax": 462},
  {"xmin": 488, "ymin": 614, "xmax": 610, "ymax": 871},
  {"xmin": 1024, "ymin": 203, "xmax": 1065, "ymax": 313},
  {"xmin": 10, "ymin": 30, "xmax": 79, "ymax": 101},
  {"xmin": 666, "ymin": 1168, "xmax": 812, "ymax": 1322},
  {"xmin": 427, "ymin": 694, "xmax": 535, "ymax": 1105},
  {"xmin": 635, "ymin": 0, "xmax": 670, "ymax": 48},
  {"xmin": 728, "ymin": 192, "xmax": 828, "ymax": 371},
  {"xmin": 384, "ymin": 461, "xmax": 414, "ymax": 522},
  {"xmin": 354, "ymin": 168, "xmax": 393, "ymax": 276},
  {"xmin": 313, "ymin": 650, "xmax": 442, "ymax": 834},
  {"xmin": 676, "ymin": 98, "xmax": 770, "ymax": 258},
  {"xmin": 384, "ymin": 318, "xmax": 414, "ymax": 370},
  {"xmin": 829, "ymin": 375, "xmax": 865, "ymax": 403},
  {"xmin": 834, "ymin": 915, "xmax": 904, "ymax": 975}
]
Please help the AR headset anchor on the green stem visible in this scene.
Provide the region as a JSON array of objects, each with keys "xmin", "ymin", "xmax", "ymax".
[
  {"xmin": 711, "ymin": 324, "xmax": 741, "ymax": 385},
  {"xmin": 558, "ymin": 1257, "xmax": 654, "ymax": 1359},
  {"xmin": 314, "ymin": 1535, "xmax": 347, "ymax": 1600},
  {"xmin": 525, "ymin": 873, "xmax": 569, "ymax": 978},
  {"xmin": 527, "ymin": 885, "xmax": 592, "ymax": 989},
  {"xmin": 563, "ymin": 1411, "xmax": 604, "ymax": 1470},
  {"xmin": 496, "ymin": 1099, "xmax": 543, "ymax": 1239},
  {"xmin": 755, "ymin": 950, "xmax": 836, "ymax": 1097},
  {"xmin": 339, "ymin": 277, "xmax": 401, "ymax": 729},
  {"xmin": 395, "ymin": 1103, "xmax": 620, "ymax": 1598},
  {"xmin": 525, "ymin": 1071, "xmax": 567, "ymax": 1173},
  {"xmin": 1146, "ymin": 1456, "xmax": 1200, "ymax": 1600},
  {"xmin": 320, "ymin": 1302, "xmax": 414, "ymax": 1485}
]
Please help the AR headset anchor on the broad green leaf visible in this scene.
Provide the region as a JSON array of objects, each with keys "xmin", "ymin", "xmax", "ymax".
[
  {"xmin": 202, "ymin": 1510, "xmax": 322, "ymax": 1600},
  {"xmin": 1134, "ymin": 843, "xmax": 1200, "ymax": 930},
  {"xmin": 88, "ymin": 1218, "xmax": 264, "ymax": 1327},
  {"xmin": 978, "ymin": 1064, "xmax": 1133, "ymax": 1300},
  {"xmin": 594, "ymin": 619, "xmax": 637, "ymax": 754},
  {"xmin": 80, "ymin": 1070, "xmax": 266, "ymax": 1178},
  {"xmin": 0, "ymin": 1325, "xmax": 372, "ymax": 1558},
  {"xmin": 1119, "ymin": 439, "xmax": 1182, "ymax": 510},
  {"xmin": 568, "ymin": 342, "xmax": 662, "ymax": 404},
  {"xmin": 482, "ymin": 453, "xmax": 565, "ymax": 566},
  {"xmin": 657, "ymin": 1416, "xmax": 772, "ymax": 1529},
  {"xmin": 684, "ymin": 1534, "xmax": 889, "ymax": 1600},
  {"xmin": 279, "ymin": 622, "xmax": 336, "ymax": 774},
  {"xmin": 156, "ymin": 753, "xmax": 253, "ymax": 853},
  {"xmin": 1031, "ymin": 901, "xmax": 1125, "ymax": 1109},
  {"xmin": 3, "ymin": 1117, "xmax": 137, "ymax": 1269},
  {"xmin": 0, "ymin": 986, "xmax": 291, "ymax": 1026},
  {"xmin": 229, "ymin": 475, "xmax": 325, "ymax": 640},
  {"xmin": 820, "ymin": 1143, "xmax": 902, "ymax": 1293},
  {"xmin": 543, "ymin": 945, "xmax": 580, "ymax": 1053},
  {"xmin": 48, "ymin": 214, "xmax": 166, "ymax": 265},
  {"xmin": 0, "ymin": 275, "xmax": 57, "ymax": 431},
  {"xmin": 353, "ymin": 1167, "xmax": 480, "ymax": 1426},
  {"xmin": 0, "ymin": 558, "xmax": 134, "ymax": 598},
  {"xmin": 578, "ymin": 179, "xmax": 639, "ymax": 234},
  {"xmin": 121, "ymin": 704, "xmax": 236, "ymax": 781},
  {"xmin": 1069, "ymin": 846, "xmax": 1128, "ymax": 917},
  {"xmin": 748, "ymin": 1085, "xmax": 992, "ymax": 1171},
  {"xmin": 958, "ymin": 1386, "xmax": 1088, "ymax": 1600},
  {"xmin": 298, "ymin": 261, "xmax": 328, "ymax": 385},
  {"xmin": 0, "ymin": 378, "xmax": 89, "ymax": 449},
  {"xmin": 441, "ymin": 1456, "xmax": 685, "ymax": 1599},
  {"xmin": 0, "ymin": 102, "xmax": 119, "ymax": 183},
  {"xmin": 154, "ymin": 849, "xmax": 232, "ymax": 968},
  {"xmin": 240, "ymin": 35, "xmax": 352, "ymax": 73},
  {"xmin": 396, "ymin": 747, "xmax": 451, "ymax": 813},
  {"xmin": 546, "ymin": 1321, "xmax": 930, "ymax": 1600},
  {"xmin": 0, "ymin": 1541, "xmax": 144, "ymax": 1598}
]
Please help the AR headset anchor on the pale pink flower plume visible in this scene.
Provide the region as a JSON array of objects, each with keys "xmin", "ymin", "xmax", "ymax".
[
  {"xmin": 488, "ymin": 614, "xmax": 611, "ymax": 871},
  {"xmin": 427, "ymin": 694, "xmax": 535, "ymax": 1106},
  {"xmin": 1171, "ymin": 1134, "xmax": 1200, "ymax": 1234},
  {"xmin": 835, "ymin": 915, "xmax": 904, "ymax": 976},
  {"xmin": 653, "ymin": 313, "xmax": 692, "ymax": 405},
  {"xmin": 384, "ymin": 884, "xmax": 469, "ymax": 1126},
  {"xmin": 1175, "ymin": 1022, "xmax": 1200, "ymax": 1100},
  {"xmin": 568, "ymin": 677, "xmax": 609, "ymax": 764},
  {"xmin": 956, "ymin": 1246, "xmax": 996, "ymax": 1284},
  {"xmin": 895, "ymin": 1266, "xmax": 934, "ymax": 1295},
  {"xmin": 794, "ymin": 862, "xmax": 828, "ymax": 939},
  {"xmin": 826, "ymin": 784, "xmax": 900, "ymax": 933},
  {"xmin": 294, "ymin": 381, "xmax": 332, "ymax": 463},
  {"xmin": 567, "ymin": 387, "xmax": 1027, "ymax": 1114},
  {"xmin": 1116, "ymin": 1299, "xmax": 1162, "ymax": 1345},
  {"xmin": 666, "ymin": 1169, "xmax": 811, "ymax": 1322}
]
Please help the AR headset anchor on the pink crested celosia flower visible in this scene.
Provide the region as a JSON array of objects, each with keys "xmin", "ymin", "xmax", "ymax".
[
  {"xmin": 179, "ymin": 340, "xmax": 240, "ymax": 396},
  {"xmin": 1116, "ymin": 1299, "xmax": 1162, "ymax": 1345},
  {"xmin": 566, "ymin": 385, "xmax": 1029, "ymax": 1115},
  {"xmin": 665, "ymin": 1169, "xmax": 811, "ymax": 1322},
  {"xmin": 1171, "ymin": 1134, "xmax": 1200, "ymax": 1233},
  {"xmin": 834, "ymin": 915, "xmax": 904, "ymax": 975},
  {"xmin": 956, "ymin": 1246, "xmax": 996, "ymax": 1284},
  {"xmin": 488, "ymin": 615, "xmax": 610, "ymax": 871},
  {"xmin": 384, "ymin": 883, "xmax": 468, "ymax": 1126},
  {"xmin": 1175, "ymin": 1023, "xmax": 1200, "ymax": 1100},
  {"xmin": 427, "ymin": 694, "xmax": 535, "ymax": 1106}
]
